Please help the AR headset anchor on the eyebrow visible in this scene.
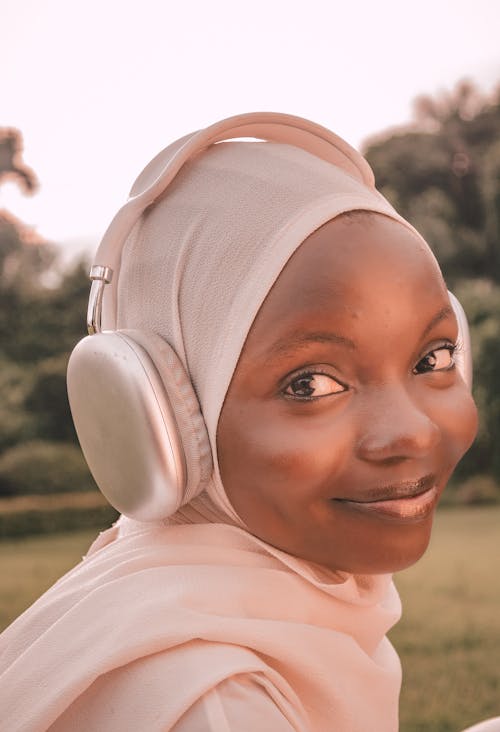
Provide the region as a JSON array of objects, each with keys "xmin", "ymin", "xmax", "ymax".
[
  {"xmin": 265, "ymin": 331, "xmax": 356, "ymax": 364},
  {"xmin": 420, "ymin": 305, "xmax": 455, "ymax": 339},
  {"xmin": 264, "ymin": 305, "xmax": 455, "ymax": 363}
]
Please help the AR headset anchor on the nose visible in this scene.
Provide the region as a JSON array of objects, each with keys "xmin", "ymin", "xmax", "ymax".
[{"xmin": 356, "ymin": 383, "xmax": 441, "ymax": 463}]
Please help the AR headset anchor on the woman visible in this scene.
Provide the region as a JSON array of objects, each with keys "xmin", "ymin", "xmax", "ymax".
[{"xmin": 0, "ymin": 112, "xmax": 482, "ymax": 730}]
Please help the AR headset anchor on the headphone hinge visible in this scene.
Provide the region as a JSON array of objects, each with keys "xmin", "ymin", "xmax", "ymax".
[{"xmin": 87, "ymin": 265, "xmax": 114, "ymax": 335}]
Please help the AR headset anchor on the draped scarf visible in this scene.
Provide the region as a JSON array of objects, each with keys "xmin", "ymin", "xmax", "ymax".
[{"xmin": 0, "ymin": 131, "xmax": 428, "ymax": 730}]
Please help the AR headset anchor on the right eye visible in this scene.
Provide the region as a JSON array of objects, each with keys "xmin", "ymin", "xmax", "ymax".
[{"xmin": 283, "ymin": 371, "xmax": 345, "ymax": 400}]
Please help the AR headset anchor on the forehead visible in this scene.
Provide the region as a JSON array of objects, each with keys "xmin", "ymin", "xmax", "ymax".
[{"xmin": 243, "ymin": 213, "xmax": 451, "ymax": 347}]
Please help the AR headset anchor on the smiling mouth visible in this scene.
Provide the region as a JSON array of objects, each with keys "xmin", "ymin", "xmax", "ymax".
[{"xmin": 334, "ymin": 474, "xmax": 439, "ymax": 523}]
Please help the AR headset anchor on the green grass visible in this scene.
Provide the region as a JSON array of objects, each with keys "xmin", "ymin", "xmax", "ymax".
[
  {"xmin": 1, "ymin": 508, "xmax": 499, "ymax": 730},
  {"xmin": 0, "ymin": 528, "xmax": 99, "ymax": 629},
  {"xmin": 392, "ymin": 506, "xmax": 500, "ymax": 731}
]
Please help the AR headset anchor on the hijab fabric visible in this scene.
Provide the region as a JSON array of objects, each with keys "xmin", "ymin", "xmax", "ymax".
[{"xmin": 0, "ymin": 128, "xmax": 430, "ymax": 731}]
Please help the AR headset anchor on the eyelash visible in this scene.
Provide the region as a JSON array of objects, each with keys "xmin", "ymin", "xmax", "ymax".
[
  {"xmin": 282, "ymin": 341, "xmax": 463, "ymax": 402},
  {"xmin": 412, "ymin": 343, "xmax": 458, "ymax": 375}
]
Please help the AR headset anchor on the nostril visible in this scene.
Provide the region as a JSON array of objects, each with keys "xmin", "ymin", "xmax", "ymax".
[{"xmin": 376, "ymin": 455, "xmax": 409, "ymax": 467}]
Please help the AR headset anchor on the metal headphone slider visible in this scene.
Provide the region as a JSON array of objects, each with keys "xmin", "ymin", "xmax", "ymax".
[{"xmin": 87, "ymin": 265, "xmax": 114, "ymax": 335}]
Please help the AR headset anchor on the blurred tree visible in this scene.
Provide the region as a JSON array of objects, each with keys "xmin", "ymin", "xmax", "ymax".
[
  {"xmin": 363, "ymin": 79, "xmax": 500, "ymax": 285},
  {"xmin": 0, "ymin": 128, "xmax": 37, "ymax": 192},
  {"xmin": 0, "ymin": 440, "xmax": 96, "ymax": 496},
  {"xmin": 0, "ymin": 255, "xmax": 90, "ymax": 364},
  {"xmin": 477, "ymin": 333, "xmax": 500, "ymax": 480},
  {"xmin": 0, "ymin": 127, "xmax": 88, "ymax": 362},
  {"xmin": 0, "ymin": 357, "xmax": 36, "ymax": 453},
  {"xmin": 24, "ymin": 353, "xmax": 77, "ymax": 442},
  {"xmin": 449, "ymin": 279, "xmax": 500, "ymax": 483},
  {"xmin": 0, "ymin": 129, "xmax": 58, "ymax": 295},
  {"xmin": 0, "ymin": 129, "xmax": 92, "ymax": 500}
]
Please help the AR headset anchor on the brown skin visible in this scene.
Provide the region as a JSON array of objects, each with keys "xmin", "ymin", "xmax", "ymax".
[{"xmin": 216, "ymin": 213, "xmax": 478, "ymax": 574}]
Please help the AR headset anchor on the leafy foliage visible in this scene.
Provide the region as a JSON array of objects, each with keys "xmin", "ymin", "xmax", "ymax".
[
  {"xmin": 0, "ymin": 129, "xmax": 93, "ymax": 496},
  {"xmin": 364, "ymin": 79, "xmax": 500, "ymax": 285},
  {"xmin": 0, "ymin": 440, "xmax": 97, "ymax": 496}
]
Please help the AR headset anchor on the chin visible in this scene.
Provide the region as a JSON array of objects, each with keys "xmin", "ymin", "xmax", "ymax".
[
  {"xmin": 360, "ymin": 521, "xmax": 435, "ymax": 574},
  {"xmin": 318, "ymin": 513, "xmax": 437, "ymax": 575}
]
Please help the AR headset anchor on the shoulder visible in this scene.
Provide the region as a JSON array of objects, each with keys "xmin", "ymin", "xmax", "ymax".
[
  {"xmin": 47, "ymin": 644, "xmax": 308, "ymax": 731},
  {"xmin": 172, "ymin": 672, "xmax": 305, "ymax": 732}
]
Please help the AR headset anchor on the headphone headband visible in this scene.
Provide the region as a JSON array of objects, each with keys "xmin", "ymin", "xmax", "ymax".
[
  {"xmin": 68, "ymin": 111, "xmax": 474, "ymax": 525},
  {"xmin": 89, "ymin": 111, "xmax": 375, "ymax": 332}
]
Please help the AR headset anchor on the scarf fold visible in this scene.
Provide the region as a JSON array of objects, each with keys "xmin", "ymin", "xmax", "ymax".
[{"xmin": 0, "ymin": 492, "xmax": 402, "ymax": 731}]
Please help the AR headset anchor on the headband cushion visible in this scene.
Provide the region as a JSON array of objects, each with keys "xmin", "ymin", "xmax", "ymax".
[{"xmin": 122, "ymin": 329, "xmax": 213, "ymax": 504}]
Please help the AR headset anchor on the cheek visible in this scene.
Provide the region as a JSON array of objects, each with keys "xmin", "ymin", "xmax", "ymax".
[
  {"xmin": 431, "ymin": 385, "xmax": 478, "ymax": 465},
  {"xmin": 217, "ymin": 400, "xmax": 352, "ymax": 504}
]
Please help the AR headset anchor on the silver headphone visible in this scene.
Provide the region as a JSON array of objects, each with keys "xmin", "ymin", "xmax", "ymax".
[{"xmin": 66, "ymin": 112, "xmax": 473, "ymax": 523}]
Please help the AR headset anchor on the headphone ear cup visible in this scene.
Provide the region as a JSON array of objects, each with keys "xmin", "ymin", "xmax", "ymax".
[
  {"xmin": 448, "ymin": 290, "xmax": 473, "ymax": 390},
  {"xmin": 67, "ymin": 330, "xmax": 212, "ymax": 522},
  {"xmin": 122, "ymin": 329, "xmax": 213, "ymax": 498}
]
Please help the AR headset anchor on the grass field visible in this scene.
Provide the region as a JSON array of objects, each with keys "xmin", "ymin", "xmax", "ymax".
[
  {"xmin": 392, "ymin": 506, "xmax": 500, "ymax": 731},
  {"xmin": 1, "ymin": 507, "xmax": 499, "ymax": 731}
]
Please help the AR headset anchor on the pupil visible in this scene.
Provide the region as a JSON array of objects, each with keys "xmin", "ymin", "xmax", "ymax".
[
  {"xmin": 293, "ymin": 376, "xmax": 314, "ymax": 396},
  {"xmin": 415, "ymin": 351, "xmax": 438, "ymax": 374}
]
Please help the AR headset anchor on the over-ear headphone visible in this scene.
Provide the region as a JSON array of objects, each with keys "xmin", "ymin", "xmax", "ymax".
[{"xmin": 66, "ymin": 112, "xmax": 473, "ymax": 523}]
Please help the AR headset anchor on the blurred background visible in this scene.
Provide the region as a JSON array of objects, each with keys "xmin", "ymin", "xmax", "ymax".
[{"xmin": 1, "ymin": 1, "xmax": 499, "ymax": 729}]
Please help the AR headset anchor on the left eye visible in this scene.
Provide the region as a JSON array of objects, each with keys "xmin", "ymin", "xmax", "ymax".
[{"xmin": 413, "ymin": 345, "xmax": 456, "ymax": 375}]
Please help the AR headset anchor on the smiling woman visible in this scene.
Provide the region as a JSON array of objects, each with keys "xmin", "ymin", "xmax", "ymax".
[
  {"xmin": 217, "ymin": 213, "xmax": 478, "ymax": 575},
  {"xmin": 0, "ymin": 112, "xmax": 482, "ymax": 731}
]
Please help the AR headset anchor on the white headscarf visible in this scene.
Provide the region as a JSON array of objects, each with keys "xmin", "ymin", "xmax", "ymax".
[
  {"xmin": 0, "ymin": 130, "xmax": 415, "ymax": 731},
  {"xmin": 115, "ymin": 137, "xmax": 424, "ymax": 526}
]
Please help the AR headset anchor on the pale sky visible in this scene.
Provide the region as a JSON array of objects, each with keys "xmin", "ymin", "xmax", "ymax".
[{"xmin": 2, "ymin": 0, "xmax": 499, "ymax": 262}]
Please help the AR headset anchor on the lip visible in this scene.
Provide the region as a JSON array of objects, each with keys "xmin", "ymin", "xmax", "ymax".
[{"xmin": 334, "ymin": 474, "xmax": 439, "ymax": 524}]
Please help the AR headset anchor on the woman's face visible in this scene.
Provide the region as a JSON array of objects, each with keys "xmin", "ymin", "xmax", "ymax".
[{"xmin": 216, "ymin": 213, "xmax": 478, "ymax": 574}]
